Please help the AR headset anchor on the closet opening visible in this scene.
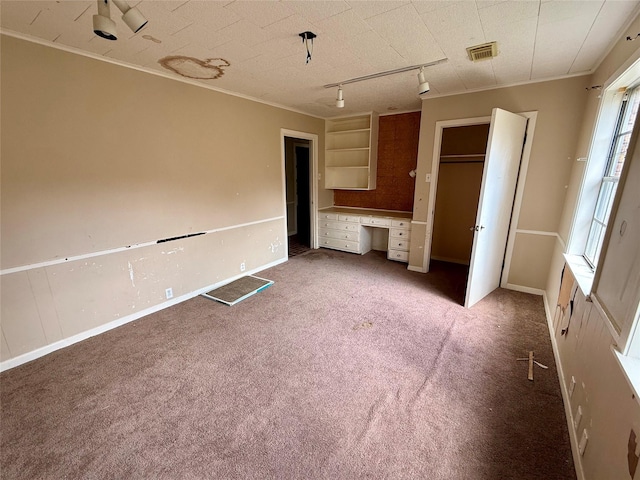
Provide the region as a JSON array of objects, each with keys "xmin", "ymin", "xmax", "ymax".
[{"xmin": 431, "ymin": 123, "xmax": 490, "ymax": 271}]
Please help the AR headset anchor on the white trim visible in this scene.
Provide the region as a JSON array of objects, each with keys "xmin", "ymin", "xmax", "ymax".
[
  {"xmin": 542, "ymin": 292, "xmax": 587, "ymax": 480},
  {"xmin": 501, "ymin": 112, "xmax": 538, "ymax": 288},
  {"xmin": 411, "ymin": 220, "xmax": 427, "ymax": 225},
  {"xmin": 590, "ymin": 4, "xmax": 640, "ymax": 77},
  {"xmin": 425, "ymin": 115, "xmax": 492, "ymax": 274},
  {"xmin": 0, "ymin": 29, "xmax": 324, "ymax": 121},
  {"xmin": 0, "ymin": 216, "xmax": 285, "ymax": 276},
  {"xmin": 503, "ymin": 283, "xmax": 544, "ymax": 296},
  {"xmin": 612, "ymin": 347, "xmax": 640, "ymax": 406},
  {"xmin": 281, "ymin": 129, "xmax": 319, "ymax": 250},
  {"xmin": 330, "ymin": 205, "xmax": 413, "ymax": 215},
  {"xmin": 422, "ymin": 72, "xmax": 590, "ymax": 101},
  {"xmin": 378, "ymin": 108, "xmax": 421, "ymax": 117},
  {"xmin": 407, "ymin": 265, "xmax": 427, "ymax": 273},
  {"xmin": 0, "ymin": 257, "xmax": 287, "ymax": 372},
  {"xmin": 514, "ymin": 229, "xmax": 558, "ymax": 237},
  {"xmin": 590, "ymin": 293, "xmax": 622, "ymax": 343}
]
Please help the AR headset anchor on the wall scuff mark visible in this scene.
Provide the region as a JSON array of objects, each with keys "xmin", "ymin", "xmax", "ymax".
[
  {"xmin": 158, "ymin": 56, "xmax": 230, "ymax": 80},
  {"xmin": 157, "ymin": 232, "xmax": 205, "ymax": 244},
  {"xmin": 629, "ymin": 430, "xmax": 639, "ymax": 478},
  {"xmin": 128, "ymin": 261, "xmax": 135, "ymax": 287}
]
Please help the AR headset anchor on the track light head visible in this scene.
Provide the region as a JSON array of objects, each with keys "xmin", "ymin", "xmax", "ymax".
[
  {"xmin": 113, "ymin": 0, "xmax": 148, "ymax": 33},
  {"xmin": 93, "ymin": 0, "xmax": 117, "ymax": 40},
  {"xmin": 417, "ymin": 67, "xmax": 430, "ymax": 96},
  {"xmin": 93, "ymin": 0, "xmax": 148, "ymax": 40},
  {"xmin": 336, "ymin": 86, "xmax": 345, "ymax": 108}
]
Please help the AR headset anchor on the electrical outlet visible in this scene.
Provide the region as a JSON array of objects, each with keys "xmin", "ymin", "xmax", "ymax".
[
  {"xmin": 574, "ymin": 405, "xmax": 582, "ymax": 429},
  {"xmin": 240, "ymin": 262, "xmax": 246, "ymax": 272},
  {"xmin": 569, "ymin": 376, "xmax": 576, "ymax": 397},
  {"xmin": 579, "ymin": 429, "xmax": 589, "ymax": 456},
  {"xmin": 165, "ymin": 288, "xmax": 173, "ymax": 299}
]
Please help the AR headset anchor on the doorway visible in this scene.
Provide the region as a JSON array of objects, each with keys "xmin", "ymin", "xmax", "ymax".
[
  {"xmin": 282, "ymin": 130, "xmax": 318, "ymax": 257},
  {"xmin": 431, "ymin": 123, "xmax": 490, "ymax": 266},
  {"xmin": 426, "ymin": 109, "xmax": 537, "ymax": 308}
]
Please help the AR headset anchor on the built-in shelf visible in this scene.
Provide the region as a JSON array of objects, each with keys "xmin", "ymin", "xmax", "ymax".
[{"xmin": 325, "ymin": 113, "xmax": 379, "ymax": 190}]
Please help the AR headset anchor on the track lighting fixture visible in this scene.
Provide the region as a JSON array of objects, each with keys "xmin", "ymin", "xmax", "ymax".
[
  {"xmin": 93, "ymin": 0, "xmax": 148, "ymax": 41},
  {"xmin": 93, "ymin": 0, "xmax": 117, "ymax": 40},
  {"xmin": 417, "ymin": 67, "xmax": 430, "ymax": 95},
  {"xmin": 336, "ymin": 85, "xmax": 345, "ymax": 108},
  {"xmin": 324, "ymin": 58, "xmax": 447, "ymax": 107}
]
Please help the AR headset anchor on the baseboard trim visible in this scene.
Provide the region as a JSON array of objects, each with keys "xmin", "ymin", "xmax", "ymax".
[
  {"xmin": 503, "ymin": 283, "xmax": 544, "ymax": 296},
  {"xmin": 430, "ymin": 255, "xmax": 469, "ymax": 266},
  {"xmin": 0, "ymin": 257, "xmax": 287, "ymax": 372},
  {"xmin": 407, "ymin": 265, "xmax": 426, "ymax": 273},
  {"xmin": 542, "ymin": 292, "xmax": 586, "ymax": 480}
]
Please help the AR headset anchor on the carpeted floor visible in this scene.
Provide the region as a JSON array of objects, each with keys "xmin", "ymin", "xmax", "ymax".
[{"xmin": 0, "ymin": 249, "xmax": 575, "ymax": 479}]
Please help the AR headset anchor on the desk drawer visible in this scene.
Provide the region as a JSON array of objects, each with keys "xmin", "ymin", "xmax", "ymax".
[
  {"xmin": 391, "ymin": 219, "xmax": 411, "ymax": 228},
  {"xmin": 320, "ymin": 237, "xmax": 360, "ymax": 253},
  {"xmin": 388, "ymin": 238, "xmax": 410, "ymax": 251},
  {"xmin": 389, "ymin": 228, "xmax": 411, "ymax": 240},
  {"xmin": 338, "ymin": 214, "xmax": 361, "ymax": 223},
  {"xmin": 321, "ymin": 221, "xmax": 359, "ymax": 232},
  {"xmin": 319, "ymin": 212, "xmax": 338, "ymax": 221},
  {"xmin": 388, "ymin": 249, "xmax": 409, "ymax": 262},
  {"xmin": 318, "ymin": 228, "xmax": 360, "ymax": 242},
  {"xmin": 361, "ymin": 216, "xmax": 391, "ymax": 227}
]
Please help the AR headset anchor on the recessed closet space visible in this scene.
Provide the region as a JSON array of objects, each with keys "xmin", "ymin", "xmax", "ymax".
[{"xmin": 431, "ymin": 123, "xmax": 490, "ymax": 265}]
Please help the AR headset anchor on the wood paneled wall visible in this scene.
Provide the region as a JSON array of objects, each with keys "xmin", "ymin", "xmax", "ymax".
[{"xmin": 334, "ymin": 112, "xmax": 420, "ymax": 212}]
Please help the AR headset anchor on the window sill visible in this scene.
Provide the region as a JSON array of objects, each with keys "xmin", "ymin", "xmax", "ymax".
[
  {"xmin": 612, "ymin": 347, "xmax": 640, "ymax": 406},
  {"xmin": 563, "ymin": 253, "xmax": 594, "ymax": 296}
]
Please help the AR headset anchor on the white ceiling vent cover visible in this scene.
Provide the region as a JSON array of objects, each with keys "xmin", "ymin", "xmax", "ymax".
[{"xmin": 466, "ymin": 42, "xmax": 498, "ymax": 62}]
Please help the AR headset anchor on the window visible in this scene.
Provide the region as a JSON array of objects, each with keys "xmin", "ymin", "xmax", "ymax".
[{"xmin": 583, "ymin": 87, "xmax": 640, "ymax": 268}]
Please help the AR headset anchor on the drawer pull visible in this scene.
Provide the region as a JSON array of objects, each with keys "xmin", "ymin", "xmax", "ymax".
[{"xmin": 398, "ymin": 232, "xmax": 403, "ymax": 236}]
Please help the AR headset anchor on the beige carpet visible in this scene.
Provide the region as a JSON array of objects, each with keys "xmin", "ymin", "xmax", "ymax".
[{"xmin": 0, "ymin": 249, "xmax": 575, "ymax": 479}]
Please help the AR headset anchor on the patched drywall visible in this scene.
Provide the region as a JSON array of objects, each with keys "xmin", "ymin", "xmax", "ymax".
[{"xmin": 0, "ymin": 35, "xmax": 324, "ymax": 365}]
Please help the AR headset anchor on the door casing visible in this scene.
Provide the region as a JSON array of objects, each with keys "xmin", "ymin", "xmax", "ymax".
[{"xmin": 424, "ymin": 111, "xmax": 538, "ymax": 295}]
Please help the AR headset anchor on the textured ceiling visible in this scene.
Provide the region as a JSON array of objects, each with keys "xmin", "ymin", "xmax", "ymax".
[{"xmin": 2, "ymin": 0, "xmax": 639, "ymax": 118}]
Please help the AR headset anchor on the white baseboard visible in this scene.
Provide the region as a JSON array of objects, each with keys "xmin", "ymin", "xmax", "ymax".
[
  {"xmin": 430, "ymin": 255, "xmax": 469, "ymax": 266},
  {"xmin": 0, "ymin": 257, "xmax": 287, "ymax": 372},
  {"xmin": 407, "ymin": 265, "xmax": 427, "ymax": 273},
  {"xmin": 503, "ymin": 282, "xmax": 544, "ymax": 296},
  {"xmin": 542, "ymin": 292, "xmax": 586, "ymax": 480}
]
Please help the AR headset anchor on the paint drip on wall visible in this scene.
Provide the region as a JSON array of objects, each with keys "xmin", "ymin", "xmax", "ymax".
[{"xmin": 158, "ymin": 56, "xmax": 230, "ymax": 80}]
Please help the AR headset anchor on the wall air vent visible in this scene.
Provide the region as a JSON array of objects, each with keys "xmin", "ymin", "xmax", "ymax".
[{"xmin": 466, "ymin": 42, "xmax": 498, "ymax": 62}]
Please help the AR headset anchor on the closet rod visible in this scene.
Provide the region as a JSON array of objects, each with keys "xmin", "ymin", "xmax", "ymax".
[{"xmin": 440, "ymin": 160, "xmax": 485, "ymax": 164}]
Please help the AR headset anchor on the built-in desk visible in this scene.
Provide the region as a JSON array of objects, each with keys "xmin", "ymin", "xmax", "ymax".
[{"xmin": 318, "ymin": 207, "xmax": 412, "ymax": 262}]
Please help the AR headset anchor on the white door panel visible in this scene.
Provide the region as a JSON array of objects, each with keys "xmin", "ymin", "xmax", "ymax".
[{"xmin": 465, "ymin": 108, "xmax": 528, "ymax": 308}]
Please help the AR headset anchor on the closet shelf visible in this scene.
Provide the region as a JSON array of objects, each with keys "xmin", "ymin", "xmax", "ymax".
[{"xmin": 440, "ymin": 153, "xmax": 485, "ymax": 164}]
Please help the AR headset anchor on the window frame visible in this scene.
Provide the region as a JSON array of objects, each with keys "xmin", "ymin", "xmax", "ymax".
[{"xmin": 583, "ymin": 87, "xmax": 640, "ymax": 269}]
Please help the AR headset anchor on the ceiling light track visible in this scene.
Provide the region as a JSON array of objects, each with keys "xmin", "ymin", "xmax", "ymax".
[{"xmin": 323, "ymin": 58, "xmax": 447, "ymax": 89}]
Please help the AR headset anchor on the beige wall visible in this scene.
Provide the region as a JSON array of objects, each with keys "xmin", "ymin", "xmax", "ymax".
[
  {"xmin": 409, "ymin": 76, "xmax": 589, "ymax": 288},
  {"xmin": 0, "ymin": 35, "xmax": 324, "ymax": 363},
  {"xmin": 544, "ymin": 14, "xmax": 640, "ymax": 480}
]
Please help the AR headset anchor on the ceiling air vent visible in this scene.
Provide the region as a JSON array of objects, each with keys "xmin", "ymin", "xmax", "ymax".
[{"xmin": 466, "ymin": 42, "xmax": 498, "ymax": 62}]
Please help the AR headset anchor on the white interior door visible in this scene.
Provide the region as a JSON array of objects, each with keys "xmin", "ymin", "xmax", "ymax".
[{"xmin": 465, "ymin": 108, "xmax": 528, "ymax": 308}]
